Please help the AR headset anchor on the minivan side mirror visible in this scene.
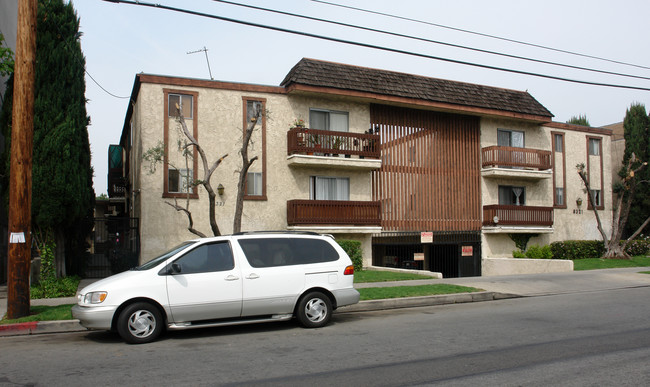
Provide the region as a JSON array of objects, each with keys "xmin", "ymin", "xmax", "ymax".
[{"xmin": 170, "ymin": 262, "xmax": 182, "ymax": 274}]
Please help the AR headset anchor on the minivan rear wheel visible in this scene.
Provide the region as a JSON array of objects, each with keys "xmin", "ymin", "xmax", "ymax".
[
  {"xmin": 117, "ymin": 302, "xmax": 164, "ymax": 344},
  {"xmin": 296, "ymin": 291, "xmax": 332, "ymax": 328}
]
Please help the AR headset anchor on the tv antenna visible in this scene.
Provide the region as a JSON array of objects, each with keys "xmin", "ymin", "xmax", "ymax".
[{"xmin": 187, "ymin": 46, "xmax": 213, "ymax": 80}]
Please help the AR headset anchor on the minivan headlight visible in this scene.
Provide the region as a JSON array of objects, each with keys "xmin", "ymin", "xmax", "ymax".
[{"xmin": 80, "ymin": 291, "xmax": 107, "ymax": 305}]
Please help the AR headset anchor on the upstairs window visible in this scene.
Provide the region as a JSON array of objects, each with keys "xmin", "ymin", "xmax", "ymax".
[
  {"xmin": 310, "ymin": 176, "xmax": 350, "ymax": 201},
  {"xmin": 590, "ymin": 189, "xmax": 602, "ymax": 207},
  {"xmin": 588, "ymin": 138, "xmax": 601, "ymax": 156},
  {"xmin": 498, "ymin": 185, "xmax": 526, "ymax": 206},
  {"xmin": 555, "ymin": 187, "xmax": 564, "ymax": 206},
  {"xmin": 497, "ymin": 129, "xmax": 524, "ymax": 148},
  {"xmin": 246, "ymin": 172, "xmax": 263, "ymax": 196},
  {"xmin": 310, "ymin": 109, "xmax": 349, "ymax": 132},
  {"xmin": 554, "ymin": 134, "xmax": 563, "ymax": 152},
  {"xmin": 168, "ymin": 94, "xmax": 193, "ymax": 118},
  {"xmin": 168, "ymin": 168, "xmax": 193, "ymax": 194}
]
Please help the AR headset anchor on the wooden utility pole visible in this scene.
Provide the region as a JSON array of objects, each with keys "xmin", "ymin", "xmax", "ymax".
[{"xmin": 7, "ymin": 0, "xmax": 37, "ymax": 319}]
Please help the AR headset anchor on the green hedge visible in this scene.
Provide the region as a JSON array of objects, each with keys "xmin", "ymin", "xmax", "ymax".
[
  {"xmin": 513, "ymin": 244, "xmax": 553, "ymax": 259},
  {"xmin": 624, "ymin": 239, "xmax": 650, "ymax": 256},
  {"xmin": 338, "ymin": 240, "xmax": 363, "ymax": 272},
  {"xmin": 550, "ymin": 240, "xmax": 605, "ymax": 260}
]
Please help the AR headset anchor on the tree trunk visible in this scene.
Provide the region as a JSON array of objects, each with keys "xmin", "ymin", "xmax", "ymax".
[{"xmin": 55, "ymin": 227, "xmax": 66, "ymax": 277}]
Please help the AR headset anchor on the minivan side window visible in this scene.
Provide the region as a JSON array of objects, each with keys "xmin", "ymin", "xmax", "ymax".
[
  {"xmin": 173, "ymin": 242, "xmax": 234, "ymax": 274},
  {"xmin": 238, "ymin": 238, "xmax": 339, "ymax": 268}
]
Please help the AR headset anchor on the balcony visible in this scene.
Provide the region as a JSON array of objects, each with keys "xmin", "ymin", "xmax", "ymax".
[
  {"xmin": 287, "ymin": 200, "xmax": 381, "ymax": 227},
  {"xmin": 287, "ymin": 128, "xmax": 381, "ymax": 170},
  {"xmin": 483, "ymin": 205, "xmax": 554, "ymax": 233},
  {"xmin": 481, "ymin": 146, "xmax": 552, "ymax": 181}
]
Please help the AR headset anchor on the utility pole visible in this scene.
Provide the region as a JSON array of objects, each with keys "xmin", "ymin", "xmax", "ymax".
[{"xmin": 7, "ymin": 0, "xmax": 37, "ymax": 319}]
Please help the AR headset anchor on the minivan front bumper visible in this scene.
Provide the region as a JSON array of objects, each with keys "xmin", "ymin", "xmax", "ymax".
[{"xmin": 71, "ymin": 304, "xmax": 118, "ymax": 330}]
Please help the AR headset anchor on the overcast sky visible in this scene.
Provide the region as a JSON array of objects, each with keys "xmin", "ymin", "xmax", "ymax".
[{"xmin": 70, "ymin": 0, "xmax": 650, "ymax": 195}]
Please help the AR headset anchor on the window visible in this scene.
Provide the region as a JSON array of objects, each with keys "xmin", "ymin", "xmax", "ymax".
[
  {"xmin": 164, "ymin": 89, "xmax": 198, "ymax": 198},
  {"xmin": 168, "ymin": 168, "xmax": 193, "ymax": 194},
  {"xmin": 590, "ymin": 189, "xmax": 602, "ymax": 207},
  {"xmin": 498, "ymin": 185, "xmax": 526, "ymax": 206},
  {"xmin": 555, "ymin": 187, "xmax": 564, "ymax": 206},
  {"xmin": 310, "ymin": 176, "xmax": 350, "ymax": 200},
  {"xmin": 246, "ymin": 172, "xmax": 262, "ymax": 196},
  {"xmin": 497, "ymin": 129, "xmax": 525, "ymax": 148},
  {"xmin": 309, "ymin": 109, "xmax": 349, "ymax": 132},
  {"xmin": 172, "ymin": 242, "xmax": 234, "ymax": 274},
  {"xmin": 168, "ymin": 94, "xmax": 193, "ymax": 118},
  {"xmin": 238, "ymin": 238, "xmax": 339, "ymax": 268},
  {"xmin": 554, "ymin": 134, "xmax": 563, "ymax": 152},
  {"xmin": 588, "ymin": 138, "xmax": 601, "ymax": 156},
  {"xmin": 243, "ymin": 97, "xmax": 267, "ymax": 201}
]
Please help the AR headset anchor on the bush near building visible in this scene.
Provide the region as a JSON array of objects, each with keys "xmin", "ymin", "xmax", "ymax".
[{"xmin": 338, "ymin": 240, "xmax": 363, "ymax": 272}]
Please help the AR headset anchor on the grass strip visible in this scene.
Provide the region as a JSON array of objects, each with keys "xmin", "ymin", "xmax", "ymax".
[
  {"xmin": 354, "ymin": 270, "xmax": 433, "ymax": 283},
  {"xmin": 573, "ymin": 255, "xmax": 650, "ymax": 270},
  {"xmin": 358, "ymin": 284, "xmax": 481, "ymax": 301},
  {"xmin": 1, "ymin": 304, "xmax": 74, "ymax": 325}
]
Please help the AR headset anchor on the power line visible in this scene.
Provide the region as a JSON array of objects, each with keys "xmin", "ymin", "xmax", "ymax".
[
  {"xmin": 214, "ymin": 0, "xmax": 650, "ymax": 82},
  {"xmin": 103, "ymin": 0, "xmax": 650, "ymax": 92},
  {"xmin": 312, "ymin": 0, "xmax": 650, "ymax": 72}
]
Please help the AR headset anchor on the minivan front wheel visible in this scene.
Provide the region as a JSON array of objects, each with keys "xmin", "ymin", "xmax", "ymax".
[
  {"xmin": 296, "ymin": 291, "xmax": 332, "ymax": 328},
  {"xmin": 117, "ymin": 302, "xmax": 164, "ymax": 344}
]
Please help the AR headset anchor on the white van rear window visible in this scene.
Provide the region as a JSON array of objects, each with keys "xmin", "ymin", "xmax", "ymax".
[{"xmin": 238, "ymin": 238, "xmax": 339, "ymax": 268}]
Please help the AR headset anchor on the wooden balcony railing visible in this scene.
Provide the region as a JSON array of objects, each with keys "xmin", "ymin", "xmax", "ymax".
[
  {"xmin": 287, "ymin": 199, "xmax": 381, "ymax": 226},
  {"xmin": 287, "ymin": 127, "xmax": 380, "ymax": 159},
  {"xmin": 482, "ymin": 146, "xmax": 552, "ymax": 170},
  {"xmin": 483, "ymin": 205, "xmax": 554, "ymax": 227}
]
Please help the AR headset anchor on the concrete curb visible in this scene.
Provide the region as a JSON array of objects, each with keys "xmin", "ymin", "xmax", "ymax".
[
  {"xmin": 0, "ymin": 291, "xmax": 520, "ymax": 337},
  {"xmin": 0, "ymin": 319, "xmax": 87, "ymax": 337}
]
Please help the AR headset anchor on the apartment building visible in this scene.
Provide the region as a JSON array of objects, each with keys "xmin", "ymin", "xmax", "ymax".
[{"xmin": 109, "ymin": 58, "xmax": 612, "ymax": 277}]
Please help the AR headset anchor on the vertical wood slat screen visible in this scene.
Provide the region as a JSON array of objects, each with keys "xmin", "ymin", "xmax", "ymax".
[{"xmin": 371, "ymin": 104, "xmax": 482, "ymax": 232}]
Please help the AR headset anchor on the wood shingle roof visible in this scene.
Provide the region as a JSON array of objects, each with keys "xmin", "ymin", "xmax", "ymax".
[{"xmin": 281, "ymin": 58, "xmax": 553, "ymax": 118}]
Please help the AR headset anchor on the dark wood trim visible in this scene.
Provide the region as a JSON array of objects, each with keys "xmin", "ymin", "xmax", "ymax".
[
  {"xmin": 546, "ymin": 121, "xmax": 613, "ymax": 136},
  {"xmin": 162, "ymin": 88, "xmax": 199, "ymax": 199},
  {"xmin": 140, "ymin": 73, "xmax": 286, "ymax": 94},
  {"xmin": 586, "ymin": 135, "xmax": 605, "ymax": 210},
  {"xmin": 551, "ymin": 131, "xmax": 567, "ymax": 209},
  {"xmin": 287, "ymin": 84, "xmax": 553, "ymax": 123},
  {"xmin": 242, "ymin": 97, "xmax": 268, "ymax": 201}
]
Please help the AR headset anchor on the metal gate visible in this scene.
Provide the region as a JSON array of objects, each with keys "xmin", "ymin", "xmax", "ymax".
[
  {"xmin": 89, "ymin": 217, "xmax": 140, "ymax": 278},
  {"xmin": 372, "ymin": 231, "xmax": 481, "ymax": 278}
]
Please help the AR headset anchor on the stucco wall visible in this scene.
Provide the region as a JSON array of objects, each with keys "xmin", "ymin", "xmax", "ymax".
[{"xmin": 131, "ymin": 83, "xmax": 375, "ymax": 262}]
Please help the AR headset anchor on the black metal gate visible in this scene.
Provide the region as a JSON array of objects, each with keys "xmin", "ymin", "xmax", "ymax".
[
  {"xmin": 372, "ymin": 231, "xmax": 481, "ymax": 278},
  {"xmin": 89, "ymin": 217, "xmax": 140, "ymax": 278}
]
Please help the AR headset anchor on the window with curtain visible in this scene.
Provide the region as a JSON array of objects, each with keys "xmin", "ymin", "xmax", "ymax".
[
  {"xmin": 554, "ymin": 134, "xmax": 563, "ymax": 152},
  {"xmin": 498, "ymin": 185, "xmax": 526, "ymax": 206},
  {"xmin": 555, "ymin": 187, "xmax": 564, "ymax": 206},
  {"xmin": 590, "ymin": 189, "xmax": 602, "ymax": 207},
  {"xmin": 497, "ymin": 129, "xmax": 525, "ymax": 147},
  {"xmin": 246, "ymin": 172, "xmax": 262, "ymax": 196},
  {"xmin": 588, "ymin": 138, "xmax": 601, "ymax": 156},
  {"xmin": 309, "ymin": 109, "xmax": 349, "ymax": 132},
  {"xmin": 310, "ymin": 176, "xmax": 350, "ymax": 200}
]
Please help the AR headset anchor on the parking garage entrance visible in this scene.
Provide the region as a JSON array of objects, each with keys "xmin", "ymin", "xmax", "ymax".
[{"xmin": 372, "ymin": 231, "xmax": 481, "ymax": 278}]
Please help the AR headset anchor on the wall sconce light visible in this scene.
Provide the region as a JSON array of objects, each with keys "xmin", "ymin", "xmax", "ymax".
[
  {"xmin": 493, "ymin": 215, "xmax": 499, "ymax": 225},
  {"xmin": 217, "ymin": 184, "xmax": 225, "ymax": 196},
  {"xmin": 576, "ymin": 197, "xmax": 583, "ymax": 207}
]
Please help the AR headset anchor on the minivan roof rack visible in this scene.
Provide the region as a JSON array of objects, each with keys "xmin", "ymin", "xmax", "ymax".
[{"xmin": 231, "ymin": 230, "xmax": 322, "ymax": 236}]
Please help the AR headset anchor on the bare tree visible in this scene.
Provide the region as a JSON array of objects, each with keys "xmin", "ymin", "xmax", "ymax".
[
  {"xmin": 233, "ymin": 102, "xmax": 262, "ymax": 233},
  {"xmin": 143, "ymin": 103, "xmax": 262, "ymax": 237},
  {"xmin": 577, "ymin": 153, "xmax": 650, "ymax": 259}
]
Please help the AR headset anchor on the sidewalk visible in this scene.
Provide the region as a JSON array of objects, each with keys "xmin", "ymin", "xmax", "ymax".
[{"xmin": 2, "ymin": 267, "xmax": 650, "ymax": 337}]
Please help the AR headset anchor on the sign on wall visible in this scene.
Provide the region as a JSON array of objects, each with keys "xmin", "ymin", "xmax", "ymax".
[
  {"xmin": 421, "ymin": 231, "xmax": 433, "ymax": 244},
  {"xmin": 462, "ymin": 246, "xmax": 473, "ymax": 256}
]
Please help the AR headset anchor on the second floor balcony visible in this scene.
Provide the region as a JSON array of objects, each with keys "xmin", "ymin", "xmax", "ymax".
[
  {"xmin": 287, "ymin": 128, "xmax": 382, "ymax": 170},
  {"xmin": 287, "ymin": 199, "xmax": 381, "ymax": 227},
  {"xmin": 483, "ymin": 204, "xmax": 554, "ymax": 232},
  {"xmin": 481, "ymin": 146, "xmax": 552, "ymax": 181}
]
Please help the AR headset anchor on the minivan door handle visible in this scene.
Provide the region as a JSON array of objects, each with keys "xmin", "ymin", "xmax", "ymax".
[
  {"xmin": 245, "ymin": 273, "xmax": 260, "ymax": 280},
  {"xmin": 224, "ymin": 275, "xmax": 239, "ymax": 281}
]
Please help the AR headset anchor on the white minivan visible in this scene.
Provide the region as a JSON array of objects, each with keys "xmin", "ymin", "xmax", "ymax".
[{"xmin": 72, "ymin": 232, "xmax": 360, "ymax": 344}]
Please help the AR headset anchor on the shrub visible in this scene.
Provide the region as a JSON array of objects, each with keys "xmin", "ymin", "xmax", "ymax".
[
  {"xmin": 338, "ymin": 240, "xmax": 363, "ymax": 272},
  {"xmin": 512, "ymin": 250, "xmax": 526, "ymax": 258},
  {"xmin": 525, "ymin": 244, "xmax": 553, "ymax": 259},
  {"xmin": 624, "ymin": 239, "xmax": 650, "ymax": 256},
  {"xmin": 550, "ymin": 240, "xmax": 605, "ymax": 260},
  {"xmin": 31, "ymin": 276, "xmax": 80, "ymax": 299}
]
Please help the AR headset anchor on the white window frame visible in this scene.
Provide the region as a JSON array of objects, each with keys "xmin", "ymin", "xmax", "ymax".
[
  {"xmin": 168, "ymin": 168, "xmax": 193, "ymax": 193},
  {"xmin": 309, "ymin": 109, "xmax": 349, "ymax": 132},
  {"xmin": 168, "ymin": 93, "xmax": 193, "ymax": 118},
  {"xmin": 246, "ymin": 172, "xmax": 263, "ymax": 196}
]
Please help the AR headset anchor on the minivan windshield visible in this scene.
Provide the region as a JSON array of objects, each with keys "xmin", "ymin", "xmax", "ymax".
[{"xmin": 134, "ymin": 242, "xmax": 194, "ymax": 270}]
